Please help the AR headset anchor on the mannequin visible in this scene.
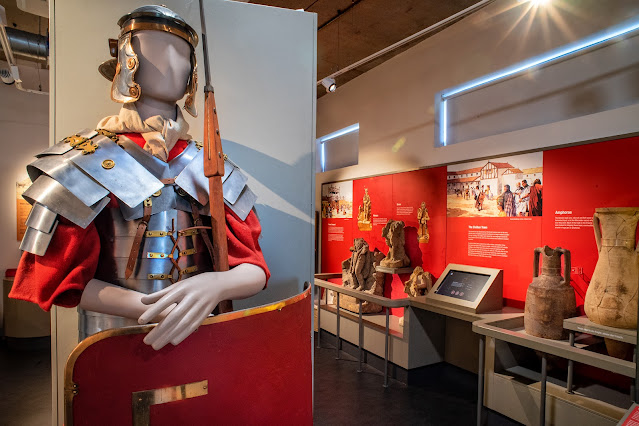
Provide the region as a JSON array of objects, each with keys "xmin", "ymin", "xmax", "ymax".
[
  {"xmin": 78, "ymin": 29, "xmax": 266, "ymax": 350},
  {"xmin": 11, "ymin": 6, "xmax": 268, "ymax": 351}
]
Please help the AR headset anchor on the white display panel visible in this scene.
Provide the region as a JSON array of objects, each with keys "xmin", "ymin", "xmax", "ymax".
[{"xmin": 425, "ymin": 263, "xmax": 503, "ymax": 314}]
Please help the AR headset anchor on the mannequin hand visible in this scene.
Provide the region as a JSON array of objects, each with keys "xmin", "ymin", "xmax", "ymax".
[
  {"xmin": 138, "ymin": 264, "xmax": 265, "ymax": 350},
  {"xmin": 138, "ymin": 273, "xmax": 221, "ymax": 350}
]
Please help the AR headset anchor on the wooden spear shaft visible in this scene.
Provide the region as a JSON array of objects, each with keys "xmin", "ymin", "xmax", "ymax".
[{"xmin": 200, "ymin": 0, "xmax": 232, "ymax": 313}]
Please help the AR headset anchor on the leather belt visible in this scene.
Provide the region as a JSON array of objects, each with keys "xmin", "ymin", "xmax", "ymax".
[
  {"xmin": 125, "ymin": 198, "xmax": 153, "ymax": 279},
  {"xmin": 190, "ymin": 198, "xmax": 216, "ymax": 266}
]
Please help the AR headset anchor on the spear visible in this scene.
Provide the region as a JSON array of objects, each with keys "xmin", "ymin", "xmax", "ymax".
[{"xmin": 199, "ymin": 0, "xmax": 232, "ymax": 313}]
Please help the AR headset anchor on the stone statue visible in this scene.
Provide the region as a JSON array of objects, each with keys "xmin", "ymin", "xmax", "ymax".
[
  {"xmin": 403, "ymin": 267, "xmax": 433, "ymax": 297},
  {"xmin": 380, "ymin": 220, "xmax": 411, "ymax": 268},
  {"xmin": 417, "ymin": 202, "xmax": 430, "ymax": 243},
  {"xmin": 340, "ymin": 238, "xmax": 385, "ymax": 313},
  {"xmin": 357, "ymin": 188, "xmax": 372, "ymax": 231}
]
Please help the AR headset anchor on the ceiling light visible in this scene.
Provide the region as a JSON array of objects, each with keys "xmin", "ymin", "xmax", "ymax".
[{"xmin": 321, "ymin": 77, "xmax": 337, "ymax": 93}]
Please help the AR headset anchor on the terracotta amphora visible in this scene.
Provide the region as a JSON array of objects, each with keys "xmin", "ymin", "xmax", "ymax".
[
  {"xmin": 525, "ymin": 246, "xmax": 576, "ymax": 340},
  {"xmin": 584, "ymin": 208, "xmax": 639, "ymax": 359},
  {"xmin": 584, "ymin": 208, "xmax": 639, "ymax": 329}
]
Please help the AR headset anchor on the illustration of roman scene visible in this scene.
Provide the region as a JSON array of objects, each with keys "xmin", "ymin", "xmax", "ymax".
[
  {"xmin": 447, "ymin": 152, "xmax": 543, "ymax": 218},
  {"xmin": 321, "ymin": 181, "xmax": 353, "ymax": 219}
]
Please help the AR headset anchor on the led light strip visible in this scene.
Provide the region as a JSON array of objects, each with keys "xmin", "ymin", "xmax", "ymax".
[
  {"xmin": 438, "ymin": 18, "xmax": 639, "ymax": 146},
  {"xmin": 318, "ymin": 123, "xmax": 360, "ymax": 172}
]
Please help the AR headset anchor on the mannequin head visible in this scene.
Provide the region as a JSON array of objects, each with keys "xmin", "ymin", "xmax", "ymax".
[
  {"xmin": 99, "ymin": 5, "xmax": 199, "ymax": 118},
  {"xmin": 132, "ymin": 31, "xmax": 191, "ymax": 105}
]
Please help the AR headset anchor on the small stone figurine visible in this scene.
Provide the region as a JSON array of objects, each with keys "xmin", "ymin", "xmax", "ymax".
[
  {"xmin": 357, "ymin": 188, "xmax": 373, "ymax": 231},
  {"xmin": 403, "ymin": 267, "xmax": 433, "ymax": 297},
  {"xmin": 417, "ymin": 202, "xmax": 430, "ymax": 243},
  {"xmin": 380, "ymin": 220, "xmax": 410, "ymax": 268}
]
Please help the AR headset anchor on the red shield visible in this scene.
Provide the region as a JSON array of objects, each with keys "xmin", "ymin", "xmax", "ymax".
[{"xmin": 65, "ymin": 287, "xmax": 312, "ymax": 425}]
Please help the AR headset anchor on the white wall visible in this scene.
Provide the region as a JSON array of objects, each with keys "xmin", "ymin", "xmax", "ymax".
[
  {"xmin": 316, "ymin": 0, "xmax": 639, "ymax": 207},
  {"xmin": 0, "ymin": 61, "xmax": 49, "ymax": 329}
]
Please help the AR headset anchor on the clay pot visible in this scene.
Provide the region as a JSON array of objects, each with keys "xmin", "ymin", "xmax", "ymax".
[
  {"xmin": 584, "ymin": 208, "xmax": 639, "ymax": 329},
  {"xmin": 584, "ymin": 208, "xmax": 639, "ymax": 359},
  {"xmin": 525, "ymin": 246, "xmax": 576, "ymax": 340}
]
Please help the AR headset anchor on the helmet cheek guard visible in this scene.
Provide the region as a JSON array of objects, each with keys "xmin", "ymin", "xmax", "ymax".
[{"xmin": 98, "ymin": 5, "xmax": 199, "ymax": 117}]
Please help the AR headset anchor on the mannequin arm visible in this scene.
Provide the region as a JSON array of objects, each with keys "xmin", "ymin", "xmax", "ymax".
[
  {"xmin": 138, "ymin": 263, "xmax": 266, "ymax": 350},
  {"xmin": 79, "ymin": 279, "xmax": 175, "ymax": 323}
]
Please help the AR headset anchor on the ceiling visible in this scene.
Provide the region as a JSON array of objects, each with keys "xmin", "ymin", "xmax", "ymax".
[
  {"xmin": 0, "ymin": 0, "xmax": 484, "ymax": 96},
  {"xmin": 248, "ymin": 0, "xmax": 482, "ymax": 96}
]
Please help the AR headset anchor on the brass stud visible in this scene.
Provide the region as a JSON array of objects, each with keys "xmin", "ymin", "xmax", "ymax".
[
  {"xmin": 215, "ymin": 129, "xmax": 220, "ymax": 135},
  {"xmin": 129, "ymin": 86, "xmax": 139, "ymax": 97},
  {"xmin": 126, "ymin": 57, "xmax": 137, "ymax": 70},
  {"xmin": 101, "ymin": 159, "xmax": 115, "ymax": 169},
  {"xmin": 153, "ymin": 189, "xmax": 162, "ymax": 197}
]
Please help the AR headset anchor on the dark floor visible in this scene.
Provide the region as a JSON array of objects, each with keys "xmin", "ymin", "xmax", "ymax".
[
  {"xmin": 0, "ymin": 335, "xmax": 519, "ymax": 425},
  {"xmin": 0, "ymin": 337, "xmax": 52, "ymax": 426},
  {"xmin": 314, "ymin": 335, "xmax": 521, "ymax": 425}
]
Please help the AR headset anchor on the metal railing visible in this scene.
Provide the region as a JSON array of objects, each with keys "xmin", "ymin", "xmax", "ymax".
[{"xmin": 314, "ymin": 274, "xmax": 410, "ymax": 387}]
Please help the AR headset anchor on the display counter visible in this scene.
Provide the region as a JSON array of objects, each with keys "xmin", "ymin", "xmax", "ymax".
[
  {"xmin": 473, "ymin": 314, "xmax": 632, "ymax": 426},
  {"xmin": 314, "ymin": 275, "xmax": 522, "ymax": 382}
]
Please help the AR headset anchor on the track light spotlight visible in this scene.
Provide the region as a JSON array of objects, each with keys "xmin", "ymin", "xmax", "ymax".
[{"xmin": 321, "ymin": 77, "xmax": 336, "ymax": 93}]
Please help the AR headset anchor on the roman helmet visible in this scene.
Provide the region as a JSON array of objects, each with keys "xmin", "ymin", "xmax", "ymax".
[{"xmin": 98, "ymin": 5, "xmax": 199, "ymax": 117}]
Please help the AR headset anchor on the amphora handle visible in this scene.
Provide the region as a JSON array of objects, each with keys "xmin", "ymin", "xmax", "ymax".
[
  {"xmin": 593, "ymin": 212, "xmax": 602, "ymax": 252},
  {"xmin": 556, "ymin": 247, "xmax": 571, "ymax": 286},
  {"xmin": 533, "ymin": 247, "xmax": 543, "ymax": 278}
]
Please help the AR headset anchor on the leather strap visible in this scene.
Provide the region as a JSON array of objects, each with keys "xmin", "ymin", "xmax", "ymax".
[
  {"xmin": 125, "ymin": 198, "xmax": 153, "ymax": 279},
  {"xmin": 190, "ymin": 198, "xmax": 216, "ymax": 266}
]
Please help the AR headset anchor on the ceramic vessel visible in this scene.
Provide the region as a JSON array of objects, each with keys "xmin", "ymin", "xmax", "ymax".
[
  {"xmin": 525, "ymin": 246, "xmax": 576, "ymax": 340},
  {"xmin": 584, "ymin": 208, "xmax": 639, "ymax": 329},
  {"xmin": 584, "ymin": 208, "xmax": 639, "ymax": 359}
]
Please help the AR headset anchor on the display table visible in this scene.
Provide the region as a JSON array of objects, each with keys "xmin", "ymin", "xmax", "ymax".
[
  {"xmin": 3, "ymin": 277, "xmax": 50, "ymax": 338},
  {"xmin": 314, "ymin": 276, "xmax": 410, "ymax": 387},
  {"xmin": 314, "ymin": 275, "xmax": 522, "ymax": 384},
  {"xmin": 473, "ymin": 315, "xmax": 633, "ymax": 426}
]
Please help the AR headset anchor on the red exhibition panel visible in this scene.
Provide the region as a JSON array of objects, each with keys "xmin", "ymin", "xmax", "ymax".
[
  {"xmin": 68, "ymin": 289, "xmax": 312, "ymax": 426},
  {"xmin": 352, "ymin": 174, "xmax": 394, "ymax": 253},
  {"xmin": 388, "ymin": 167, "xmax": 447, "ymax": 315},
  {"xmin": 446, "ymin": 216, "xmax": 542, "ymax": 306},
  {"xmin": 321, "ymin": 216, "xmax": 352, "ymax": 274},
  {"xmin": 392, "ymin": 168, "xmax": 447, "ymax": 276},
  {"xmin": 542, "ymin": 136, "xmax": 639, "ymax": 309}
]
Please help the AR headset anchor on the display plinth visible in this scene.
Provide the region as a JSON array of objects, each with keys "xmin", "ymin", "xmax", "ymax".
[
  {"xmin": 563, "ymin": 316, "xmax": 637, "ymax": 345},
  {"xmin": 375, "ymin": 266, "xmax": 414, "ymax": 274}
]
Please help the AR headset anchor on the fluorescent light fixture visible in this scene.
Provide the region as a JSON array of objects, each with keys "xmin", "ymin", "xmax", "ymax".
[
  {"xmin": 321, "ymin": 140, "xmax": 326, "ymax": 172},
  {"xmin": 440, "ymin": 99, "xmax": 447, "ymax": 146},
  {"xmin": 438, "ymin": 17, "xmax": 639, "ymax": 146},
  {"xmin": 443, "ymin": 19, "xmax": 639, "ymax": 100},
  {"xmin": 321, "ymin": 77, "xmax": 337, "ymax": 93},
  {"xmin": 317, "ymin": 123, "xmax": 359, "ymax": 144},
  {"xmin": 317, "ymin": 123, "xmax": 360, "ymax": 172}
]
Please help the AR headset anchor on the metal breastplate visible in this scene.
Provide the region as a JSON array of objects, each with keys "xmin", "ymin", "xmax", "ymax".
[
  {"xmin": 95, "ymin": 207, "xmax": 213, "ymax": 292},
  {"xmin": 80, "ymin": 206, "xmax": 214, "ymax": 338}
]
